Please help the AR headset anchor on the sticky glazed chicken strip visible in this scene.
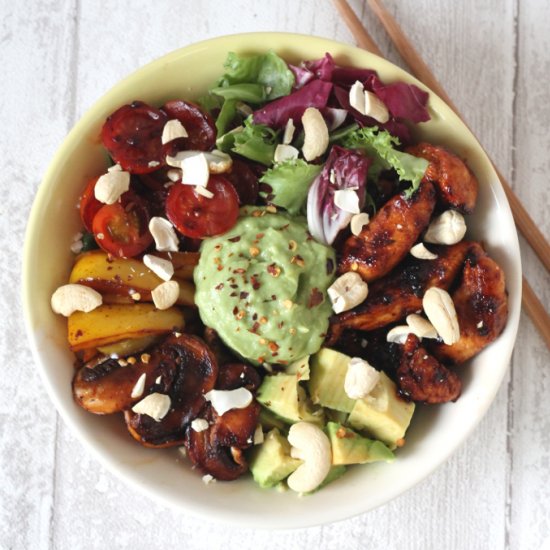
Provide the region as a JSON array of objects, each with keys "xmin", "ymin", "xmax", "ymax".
[
  {"xmin": 405, "ymin": 143, "xmax": 479, "ymax": 214},
  {"xmin": 430, "ymin": 243, "xmax": 508, "ymax": 365},
  {"xmin": 328, "ymin": 241, "xmax": 472, "ymax": 341},
  {"xmin": 397, "ymin": 334, "xmax": 462, "ymax": 404},
  {"xmin": 338, "ymin": 181, "xmax": 436, "ymax": 282}
]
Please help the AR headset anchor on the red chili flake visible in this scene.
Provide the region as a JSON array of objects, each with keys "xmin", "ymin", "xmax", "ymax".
[
  {"xmin": 268, "ymin": 342, "xmax": 279, "ymax": 353},
  {"xmin": 114, "ymin": 274, "xmax": 122, "ymax": 282},
  {"xmin": 267, "ymin": 263, "xmax": 281, "ymax": 277},
  {"xmin": 75, "ymin": 329, "xmax": 83, "ymax": 338},
  {"xmin": 214, "ymin": 244, "xmax": 222, "ymax": 251},
  {"xmin": 234, "ymin": 268, "xmax": 246, "ymax": 274},
  {"xmin": 308, "ymin": 288, "xmax": 324, "ymax": 308},
  {"xmin": 250, "ymin": 322, "xmax": 260, "ymax": 334},
  {"xmin": 106, "ymin": 266, "xmax": 113, "ymax": 271},
  {"xmin": 214, "ymin": 283, "xmax": 224, "ymax": 291},
  {"xmin": 252, "ymin": 312, "xmax": 258, "ymax": 321},
  {"xmin": 278, "ymin": 224, "xmax": 289, "ymax": 230},
  {"xmin": 230, "ymin": 291, "xmax": 238, "ymax": 297},
  {"xmin": 251, "ymin": 276, "xmax": 261, "ymax": 290},
  {"xmin": 232, "ymin": 306, "xmax": 238, "ymax": 316},
  {"xmin": 290, "ymin": 255, "xmax": 305, "ymax": 267},
  {"xmin": 236, "ymin": 310, "xmax": 246, "ymax": 320},
  {"xmin": 277, "ymin": 321, "xmax": 284, "ymax": 329},
  {"xmin": 255, "ymin": 233, "xmax": 265, "ymax": 240},
  {"xmin": 228, "ymin": 236, "xmax": 241, "ymax": 242},
  {"xmin": 217, "ymin": 265, "xmax": 224, "ymax": 271},
  {"xmin": 230, "ymin": 284, "xmax": 238, "ymax": 289},
  {"xmin": 257, "ymin": 356, "xmax": 265, "ymax": 363},
  {"xmin": 239, "ymin": 291, "xmax": 249, "ymax": 299}
]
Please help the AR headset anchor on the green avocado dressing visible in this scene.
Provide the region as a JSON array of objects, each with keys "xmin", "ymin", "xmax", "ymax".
[{"xmin": 194, "ymin": 207, "xmax": 336, "ymax": 365}]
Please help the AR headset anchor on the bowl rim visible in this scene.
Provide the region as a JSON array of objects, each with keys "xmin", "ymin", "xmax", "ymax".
[{"xmin": 22, "ymin": 31, "xmax": 521, "ymax": 529}]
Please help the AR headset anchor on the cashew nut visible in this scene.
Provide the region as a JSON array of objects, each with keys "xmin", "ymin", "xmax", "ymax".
[
  {"xmin": 410, "ymin": 242, "xmax": 438, "ymax": 260},
  {"xmin": 406, "ymin": 313, "xmax": 439, "ymax": 339},
  {"xmin": 94, "ymin": 169, "xmax": 130, "ymax": 205},
  {"xmin": 301, "ymin": 107, "xmax": 329, "ymax": 161},
  {"xmin": 424, "ymin": 210, "xmax": 467, "ymax": 245},
  {"xmin": 204, "ymin": 387, "xmax": 253, "ymax": 416},
  {"xmin": 151, "ymin": 280, "xmax": 180, "ymax": 310},
  {"xmin": 350, "ymin": 212, "xmax": 370, "ymax": 236},
  {"xmin": 283, "ymin": 118, "xmax": 295, "ymax": 145},
  {"xmin": 143, "ymin": 254, "xmax": 174, "ymax": 281},
  {"xmin": 364, "ymin": 90, "xmax": 390, "ymax": 123},
  {"xmin": 422, "ymin": 287, "xmax": 460, "ymax": 345},
  {"xmin": 344, "ymin": 357, "xmax": 380, "ymax": 399},
  {"xmin": 287, "ymin": 422, "xmax": 332, "ymax": 493},
  {"xmin": 148, "ymin": 217, "xmax": 179, "ymax": 252},
  {"xmin": 334, "ymin": 189, "xmax": 360, "ymax": 214},
  {"xmin": 131, "ymin": 392, "xmax": 171, "ymax": 422},
  {"xmin": 166, "ymin": 150, "xmax": 233, "ymax": 174},
  {"xmin": 327, "ymin": 272, "xmax": 369, "ymax": 314},
  {"xmin": 274, "ymin": 144, "xmax": 299, "ymax": 164},
  {"xmin": 51, "ymin": 284, "xmax": 103, "ymax": 317},
  {"xmin": 386, "ymin": 325, "xmax": 412, "ymax": 344},
  {"xmin": 161, "ymin": 119, "xmax": 188, "ymax": 144}
]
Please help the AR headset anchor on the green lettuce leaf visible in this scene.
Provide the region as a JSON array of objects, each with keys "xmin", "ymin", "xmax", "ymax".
[
  {"xmin": 218, "ymin": 116, "xmax": 278, "ymax": 166},
  {"xmin": 215, "ymin": 98, "xmax": 237, "ymax": 136},
  {"xmin": 340, "ymin": 126, "xmax": 429, "ymax": 197},
  {"xmin": 217, "ymin": 51, "xmax": 295, "ymax": 100},
  {"xmin": 210, "ymin": 83, "xmax": 266, "ymax": 104},
  {"xmin": 259, "ymin": 159, "xmax": 322, "ymax": 214},
  {"xmin": 196, "ymin": 92, "xmax": 224, "ymax": 115}
]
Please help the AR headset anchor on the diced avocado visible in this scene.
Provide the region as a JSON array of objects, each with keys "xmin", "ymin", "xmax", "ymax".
[
  {"xmin": 347, "ymin": 372, "xmax": 415, "ymax": 450},
  {"xmin": 309, "ymin": 348, "xmax": 356, "ymax": 413},
  {"xmin": 326, "ymin": 422, "xmax": 394, "ymax": 465},
  {"xmin": 257, "ymin": 373, "xmax": 324, "ymax": 425},
  {"xmin": 259, "ymin": 407, "xmax": 287, "ymax": 432},
  {"xmin": 249, "ymin": 429, "xmax": 302, "ymax": 488},
  {"xmin": 326, "ymin": 408, "xmax": 349, "ymax": 425},
  {"xmin": 306, "ymin": 465, "xmax": 347, "ymax": 494},
  {"xmin": 285, "ymin": 355, "xmax": 310, "ymax": 381}
]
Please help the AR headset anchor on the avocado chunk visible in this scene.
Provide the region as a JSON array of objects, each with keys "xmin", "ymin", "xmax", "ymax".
[
  {"xmin": 327, "ymin": 422, "xmax": 394, "ymax": 465},
  {"xmin": 285, "ymin": 355, "xmax": 310, "ymax": 381},
  {"xmin": 257, "ymin": 373, "xmax": 324, "ymax": 425},
  {"xmin": 306, "ymin": 465, "xmax": 347, "ymax": 494},
  {"xmin": 309, "ymin": 348, "xmax": 356, "ymax": 413},
  {"xmin": 249, "ymin": 428, "xmax": 302, "ymax": 488},
  {"xmin": 347, "ymin": 372, "xmax": 415, "ymax": 449}
]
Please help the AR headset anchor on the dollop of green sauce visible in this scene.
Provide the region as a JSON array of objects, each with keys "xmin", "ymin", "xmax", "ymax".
[{"xmin": 194, "ymin": 207, "xmax": 336, "ymax": 365}]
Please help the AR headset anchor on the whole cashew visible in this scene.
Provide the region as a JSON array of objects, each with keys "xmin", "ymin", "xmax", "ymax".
[{"xmin": 287, "ymin": 422, "xmax": 332, "ymax": 493}]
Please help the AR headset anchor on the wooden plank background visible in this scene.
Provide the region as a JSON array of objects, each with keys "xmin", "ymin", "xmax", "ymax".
[{"xmin": 1, "ymin": 0, "xmax": 548, "ymax": 548}]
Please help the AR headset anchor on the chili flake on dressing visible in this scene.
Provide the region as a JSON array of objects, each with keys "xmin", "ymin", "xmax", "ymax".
[{"xmin": 194, "ymin": 207, "xmax": 335, "ymax": 364}]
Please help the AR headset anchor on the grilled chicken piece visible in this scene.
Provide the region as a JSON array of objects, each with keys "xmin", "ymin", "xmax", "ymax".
[
  {"xmin": 338, "ymin": 181, "xmax": 436, "ymax": 282},
  {"xmin": 405, "ymin": 143, "xmax": 478, "ymax": 214},
  {"xmin": 328, "ymin": 241, "xmax": 472, "ymax": 342},
  {"xmin": 397, "ymin": 334, "xmax": 462, "ymax": 404},
  {"xmin": 430, "ymin": 243, "xmax": 508, "ymax": 364}
]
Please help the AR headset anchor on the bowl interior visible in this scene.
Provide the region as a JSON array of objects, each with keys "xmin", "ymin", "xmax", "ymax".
[{"xmin": 23, "ymin": 33, "xmax": 521, "ymax": 529}]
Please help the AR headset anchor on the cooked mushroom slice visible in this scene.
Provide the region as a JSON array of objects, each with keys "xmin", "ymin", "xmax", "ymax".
[
  {"xmin": 430, "ymin": 243, "xmax": 508, "ymax": 365},
  {"xmin": 216, "ymin": 362, "xmax": 262, "ymax": 392},
  {"xmin": 124, "ymin": 333, "xmax": 218, "ymax": 448},
  {"xmin": 397, "ymin": 334, "xmax": 462, "ymax": 404},
  {"xmin": 328, "ymin": 241, "xmax": 473, "ymax": 343},
  {"xmin": 73, "ymin": 354, "xmax": 160, "ymax": 415},
  {"xmin": 203, "ymin": 327, "xmax": 237, "ymax": 365},
  {"xmin": 405, "ymin": 143, "xmax": 479, "ymax": 214},
  {"xmin": 212, "ymin": 400, "xmax": 261, "ymax": 448},
  {"xmin": 338, "ymin": 181, "xmax": 436, "ymax": 283},
  {"xmin": 184, "ymin": 404, "xmax": 258, "ymax": 481}
]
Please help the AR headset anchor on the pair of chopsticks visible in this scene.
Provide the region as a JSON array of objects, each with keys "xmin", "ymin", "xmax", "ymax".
[{"xmin": 333, "ymin": 0, "xmax": 550, "ymax": 351}]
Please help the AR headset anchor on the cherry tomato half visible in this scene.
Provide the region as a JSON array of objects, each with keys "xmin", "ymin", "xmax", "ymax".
[
  {"xmin": 101, "ymin": 101, "xmax": 167, "ymax": 174},
  {"xmin": 92, "ymin": 192, "xmax": 153, "ymax": 258},
  {"xmin": 79, "ymin": 176, "xmax": 103, "ymax": 232},
  {"xmin": 162, "ymin": 100, "xmax": 216, "ymax": 153},
  {"xmin": 165, "ymin": 176, "xmax": 239, "ymax": 239}
]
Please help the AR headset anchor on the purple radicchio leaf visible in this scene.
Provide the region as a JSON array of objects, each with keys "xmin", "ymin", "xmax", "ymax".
[
  {"xmin": 252, "ymin": 79, "xmax": 333, "ymax": 128},
  {"xmin": 303, "ymin": 52, "xmax": 335, "ymax": 81},
  {"xmin": 307, "ymin": 145, "xmax": 370, "ymax": 245},
  {"xmin": 333, "ymin": 85, "xmax": 411, "ymax": 143},
  {"xmin": 366, "ymin": 74, "xmax": 430, "ymax": 123},
  {"xmin": 288, "ymin": 63, "xmax": 315, "ymax": 89}
]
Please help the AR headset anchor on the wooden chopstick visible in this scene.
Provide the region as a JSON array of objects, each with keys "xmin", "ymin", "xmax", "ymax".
[
  {"xmin": 332, "ymin": 0, "xmax": 550, "ymax": 350},
  {"xmin": 367, "ymin": 0, "xmax": 550, "ymax": 275}
]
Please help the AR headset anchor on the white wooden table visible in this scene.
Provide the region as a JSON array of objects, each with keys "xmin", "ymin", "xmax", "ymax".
[{"xmin": 2, "ymin": 1, "xmax": 549, "ymax": 548}]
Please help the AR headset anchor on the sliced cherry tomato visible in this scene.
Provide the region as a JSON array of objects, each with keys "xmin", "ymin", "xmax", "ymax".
[
  {"xmin": 92, "ymin": 192, "xmax": 153, "ymax": 258},
  {"xmin": 225, "ymin": 158, "xmax": 259, "ymax": 205},
  {"xmin": 101, "ymin": 101, "xmax": 167, "ymax": 174},
  {"xmin": 79, "ymin": 176, "xmax": 103, "ymax": 231},
  {"xmin": 165, "ymin": 176, "xmax": 239, "ymax": 239},
  {"xmin": 162, "ymin": 100, "xmax": 216, "ymax": 152}
]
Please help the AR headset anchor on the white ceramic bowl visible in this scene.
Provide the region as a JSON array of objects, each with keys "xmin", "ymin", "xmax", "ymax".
[{"xmin": 23, "ymin": 33, "xmax": 521, "ymax": 529}]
